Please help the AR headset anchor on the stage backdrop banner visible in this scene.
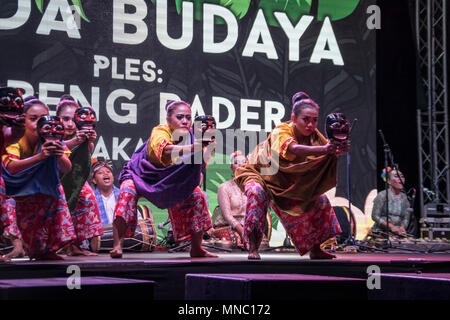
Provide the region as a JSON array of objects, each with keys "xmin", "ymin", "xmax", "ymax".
[{"xmin": 1, "ymin": 0, "xmax": 377, "ymax": 233}]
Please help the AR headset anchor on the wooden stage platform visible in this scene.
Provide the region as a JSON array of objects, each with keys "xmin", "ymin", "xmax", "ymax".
[{"xmin": 1, "ymin": 250, "xmax": 450, "ymax": 300}]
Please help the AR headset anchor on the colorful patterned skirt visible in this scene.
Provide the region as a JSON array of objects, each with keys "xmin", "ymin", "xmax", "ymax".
[
  {"xmin": 0, "ymin": 177, "xmax": 9, "ymax": 232},
  {"xmin": 13, "ymin": 186, "xmax": 76, "ymax": 259},
  {"xmin": 70, "ymin": 182, "xmax": 103, "ymax": 242},
  {"xmin": 115, "ymin": 179, "xmax": 212, "ymax": 241},
  {"xmin": 0, "ymin": 177, "xmax": 21, "ymax": 240},
  {"xmin": 243, "ymin": 181, "xmax": 342, "ymax": 255}
]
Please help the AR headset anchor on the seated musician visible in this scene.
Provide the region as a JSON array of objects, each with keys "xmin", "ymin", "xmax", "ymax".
[
  {"xmin": 369, "ymin": 168, "xmax": 414, "ymax": 238},
  {"xmin": 91, "ymin": 159, "xmax": 144, "ymax": 226},
  {"xmin": 90, "ymin": 159, "xmax": 145, "ymax": 252},
  {"xmin": 91, "ymin": 160, "xmax": 120, "ymax": 226},
  {"xmin": 210, "ymin": 151, "xmax": 270, "ymax": 248}
]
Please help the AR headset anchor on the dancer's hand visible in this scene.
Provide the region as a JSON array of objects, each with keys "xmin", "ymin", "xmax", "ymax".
[
  {"xmin": 335, "ymin": 140, "xmax": 350, "ymax": 155},
  {"xmin": 323, "ymin": 141, "xmax": 338, "ymax": 155},
  {"xmin": 86, "ymin": 129, "xmax": 97, "ymax": 142},
  {"xmin": 40, "ymin": 141, "xmax": 64, "ymax": 158},
  {"xmin": 75, "ymin": 129, "xmax": 89, "ymax": 144}
]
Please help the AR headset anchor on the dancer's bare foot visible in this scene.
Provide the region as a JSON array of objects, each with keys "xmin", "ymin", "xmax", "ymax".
[
  {"xmin": 109, "ymin": 247, "xmax": 123, "ymax": 259},
  {"xmin": 110, "ymin": 218, "xmax": 125, "ymax": 258},
  {"xmin": 309, "ymin": 244, "xmax": 336, "ymax": 260},
  {"xmin": 90, "ymin": 236, "xmax": 100, "ymax": 253},
  {"xmin": 247, "ymin": 231, "xmax": 261, "ymax": 260},
  {"xmin": 2, "ymin": 239, "xmax": 26, "ymax": 261},
  {"xmin": 190, "ymin": 247, "xmax": 218, "ymax": 258},
  {"xmin": 248, "ymin": 251, "xmax": 261, "ymax": 260},
  {"xmin": 66, "ymin": 244, "xmax": 97, "ymax": 256},
  {"xmin": 79, "ymin": 248, "xmax": 98, "ymax": 256},
  {"xmin": 36, "ymin": 252, "xmax": 65, "ymax": 261}
]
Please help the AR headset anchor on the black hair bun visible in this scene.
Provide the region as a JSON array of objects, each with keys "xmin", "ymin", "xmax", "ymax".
[
  {"xmin": 292, "ymin": 92, "xmax": 310, "ymax": 105},
  {"xmin": 59, "ymin": 94, "xmax": 75, "ymax": 102}
]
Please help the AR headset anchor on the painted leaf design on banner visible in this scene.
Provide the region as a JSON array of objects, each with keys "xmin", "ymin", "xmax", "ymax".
[
  {"xmin": 171, "ymin": 0, "xmax": 251, "ymax": 20},
  {"xmin": 258, "ymin": 0, "xmax": 361, "ymax": 25},
  {"xmin": 34, "ymin": 0, "xmax": 90, "ymax": 22},
  {"xmin": 258, "ymin": 0, "xmax": 312, "ymax": 27},
  {"xmin": 219, "ymin": 0, "xmax": 252, "ymax": 19},
  {"xmin": 153, "ymin": 0, "xmax": 359, "ymax": 24},
  {"xmin": 35, "ymin": 0, "xmax": 44, "ymax": 13},
  {"xmin": 316, "ymin": 0, "xmax": 361, "ymax": 21},
  {"xmin": 71, "ymin": 0, "xmax": 90, "ymax": 22}
]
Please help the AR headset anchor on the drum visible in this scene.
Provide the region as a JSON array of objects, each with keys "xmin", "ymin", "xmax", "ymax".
[
  {"xmin": 99, "ymin": 217, "xmax": 156, "ymax": 252},
  {"xmin": 211, "ymin": 226, "xmax": 242, "ymax": 248}
]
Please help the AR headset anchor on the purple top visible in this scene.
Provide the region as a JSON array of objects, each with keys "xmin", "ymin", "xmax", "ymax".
[{"xmin": 119, "ymin": 132, "xmax": 203, "ymax": 209}]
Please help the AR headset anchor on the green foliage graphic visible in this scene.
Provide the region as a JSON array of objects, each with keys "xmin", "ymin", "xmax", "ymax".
[
  {"xmin": 258, "ymin": 0, "xmax": 312, "ymax": 27},
  {"xmin": 152, "ymin": 0, "xmax": 360, "ymax": 25},
  {"xmin": 35, "ymin": 0, "xmax": 90, "ymax": 22},
  {"xmin": 34, "ymin": 0, "xmax": 361, "ymax": 27},
  {"xmin": 316, "ymin": 0, "xmax": 361, "ymax": 21}
]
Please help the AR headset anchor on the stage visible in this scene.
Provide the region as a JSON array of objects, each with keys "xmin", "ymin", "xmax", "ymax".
[{"xmin": 2, "ymin": 249, "xmax": 450, "ymax": 300}]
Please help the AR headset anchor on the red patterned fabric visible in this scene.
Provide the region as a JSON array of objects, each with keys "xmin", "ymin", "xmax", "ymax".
[
  {"xmin": 70, "ymin": 182, "xmax": 103, "ymax": 241},
  {"xmin": 0, "ymin": 177, "xmax": 8, "ymax": 229},
  {"xmin": 113, "ymin": 179, "xmax": 140, "ymax": 237},
  {"xmin": 115, "ymin": 180, "xmax": 212, "ymax": 242},
  {"xmin": 243, "ymin": 181, "xmax": 342, "ymax": 255},
  {"xmin": 3, "ymin": 198, "xmax": 21, "ymax": 240},
  {"xmin": 0, "ymin": 177, "xmax": 21, "ymax": 239},
  {"xmin": 14, "ymin": 186, "xmax": 76, "ymax": 259},
  {"xmin": 168, "ymin": 187, "xmax": 212, "ymax": 242}
]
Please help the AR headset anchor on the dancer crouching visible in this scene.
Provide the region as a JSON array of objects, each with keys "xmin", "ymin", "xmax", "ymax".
[
  {"xmin": 0, "ymin": 87, "xmax": 26, "ymax": 261},
  {"xmin": 57, "ymin": 98, "xmax": 102, "ymax": 256},
  {"xmin": 110, "ymin": 100, "xmax": 216, "ymax": 258},
  {"xmin": 1, "ymin": 98, "xmax": 76, "ymax": 260},
  {"xmin": 234, "ymin": 92, "xmax": 349, "ymax": 260}
]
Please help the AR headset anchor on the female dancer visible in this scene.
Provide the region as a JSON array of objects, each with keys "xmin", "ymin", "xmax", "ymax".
[
  {"xmin": 56, "ymin": 97, "xmax": 102, "ymax": 255},
  {"xmin": 2, "ymin": 98, "xmax": 75, "ymax": 260},
  {"xmin": 235, "ymin": 92, "xmax": 348, "ymax": 259},
  {"xmin": 0, "ymin": 87, "xmax": 25, "ymax": 261},
  {"xmin": 110, "ymin": 100, "xmax": 216, "ymax": 258}
]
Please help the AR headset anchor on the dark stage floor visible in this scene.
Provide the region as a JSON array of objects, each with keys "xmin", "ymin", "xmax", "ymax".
[{"xmin": 2, "ymin": 250, "xmax": 450, "ymax": 300}]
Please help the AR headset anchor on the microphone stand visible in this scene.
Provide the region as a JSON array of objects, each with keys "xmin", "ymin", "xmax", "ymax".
[
  {"xmin": 343, "ymin": 119, "xmax": 357, "ymax": 247},
  {"xmin": 340, "ymin": 120, "xmax": 386, "ymax": 253},
  {"xmin": 378, "ymin": 130, "xmax": 392, "ymax": 249}
]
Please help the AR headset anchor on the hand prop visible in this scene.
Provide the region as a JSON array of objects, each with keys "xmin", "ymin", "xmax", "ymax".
[
  {"xmin": 37, "ymin": 115, "xmax": 65, "ymax": 144},
  {"xmin": 74, "ymin": 107, "xmax": 97, "ymax": 131},
  {"xmin": 194, "ymin": 115, "xmax": 217, "ymax": 146},
  {"xmin": 325, "ymin": 113, "xmax": 350, "ymax": 142},
  {"xmin": 0, "ymin": 87, "xmax": 25, "ymax": 127}
]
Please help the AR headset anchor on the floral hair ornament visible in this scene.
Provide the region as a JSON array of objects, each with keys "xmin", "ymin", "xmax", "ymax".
[
  {"xmin": 230, "ymin": 150, "xmax": 243, "ymax": 164},
  {"xmin": 381, "ymin": 166, "xmax": 392, "ymax": 182}
]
